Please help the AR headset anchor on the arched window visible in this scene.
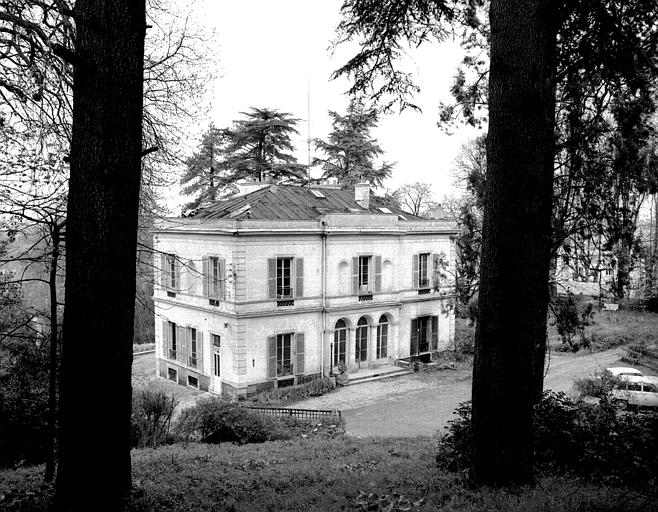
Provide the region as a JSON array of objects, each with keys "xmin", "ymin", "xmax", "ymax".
[
  {"xmin": 376, "ymin": 315, "xmax": 388, "ymax": 359},
  {"xmin": 333, "ymin": 319, "xmax": 347, "ymax": 366},
  {"xmin": 356, "ymin": 317, "xmax": 369, "ymax": 363}
]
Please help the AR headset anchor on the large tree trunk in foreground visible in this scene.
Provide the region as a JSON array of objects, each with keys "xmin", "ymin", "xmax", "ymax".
[
  {"xmin": 54, "ymin": 1, "xmax": 145, "ymax": 510},
  {"xmin": 471, "ymin": 0, "xmax": 556, "ymax": 486}
]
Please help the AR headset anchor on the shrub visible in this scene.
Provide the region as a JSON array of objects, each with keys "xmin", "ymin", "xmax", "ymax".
[
  {"xmin": 176, "ymin": 397, "xmax": 291, "ymax": 444},
  {"xmin": 131, "ymin": 385, "xmax": 178, "ymax": 449},
  {"xmin": 646, "ymin": 295, "xmax": 658, "ymax": 313},
  {"xmin": 552, "ymin": 292, "xmax": 594, "ymax": 350},
  {"xmin": 436, "ymin": 392, "xmax": 658, "ymax": 485},
  {"xmin": 0, "ymin": 335, "xmax": 51, "ymax": 468},
  {"xmin": 252, "ymin": 377, "xmax": 335, "ymax": 405},
  {"xmin": 573, "ymin": 369, "xmax": 623, "ymax": 399}
]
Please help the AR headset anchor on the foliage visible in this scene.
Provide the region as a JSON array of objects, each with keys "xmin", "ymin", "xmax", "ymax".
[
  {"xmin": 131, "ymin": 385, "xmax": 178, "ymax": 449},
  {"xmin": 175, "ymin": 397, "xmax": 291, "ymax": 444},
  {"xmin": 1, "ymin": 437, "xmax": 656, "ymax": 511},
  {"xmin": 179, "ymin": 124, "xmax": 234, "ymax": 210},
  {"xmin": 551, "ymin": 292, "xmax": 594, "ymax": 349},
  {"xmin": 314, "ymin": 99, "xmax": 393, "ymax": 186},
  {"xmin": 573, "ymin": 369, "xmax": 624, "ymax": 399},
  {"xmin": 436, "ymin": 392, "xmax": 658, "ymax": 485},
  {"xmin": 226, "ymin": 107, "xmax": 306, "ymax": 185},
  {"xmin": 133, "ymin": 343, "xmax": 155, "ymax": 353},
  {"xmin": 251, "ymin": 377, "xmax": 335, "ymax": 405},
  {"xmin": 0, "ymin": 334, "xmax": 50, "ymax": 468}
]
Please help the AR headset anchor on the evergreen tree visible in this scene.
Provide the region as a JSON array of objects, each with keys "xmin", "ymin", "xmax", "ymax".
[
  {"xmin": 313, "ymin": 100, "xmax": 393, "ymax": 186},
  {"xmin": 226, "ymin": 107, "xmax": 306, "ymax": 184},
  {"xmin": 180, "ymin": 124, "xmax": 233, "ymax": 210}
]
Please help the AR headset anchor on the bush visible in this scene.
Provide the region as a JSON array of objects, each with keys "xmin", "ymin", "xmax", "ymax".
[
  {"xmin": 646, "ymin": 296, "xmax": 658, "ymax": 313},
  {"xmin": 176, "ymin": 397, "xmax": 291, "ymax": 444},
  {"xmin": 0, "ymin": 335, "xmax": 51, "ymax": 468},
  {"xmin": 436, "ymin": 392, "xmax": 658, "ymax": 485},
  {"xmin": 573, "ymin": 369, "xmax": 623, "ymax": 399},
  {"xmin": 131, "ymin": 385, "xmax": 178, "ymax": 449},
  {"xmin": 252, "ymin": 377, "xmax": 335, "ymax": 405}
]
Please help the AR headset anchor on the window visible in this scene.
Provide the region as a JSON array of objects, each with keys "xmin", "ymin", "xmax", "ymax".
[
  {"xmin": 161, "ymin": 253, "xmax": 179, "ymax": 294},
  {"xmin": 212, "ymin": 334, "xmax": 221, "ymax": 377},
  {"xmin": 277, "ymin": 257, "xmax": 293, "ymax": 298},
  {"xmin": 276, "ymin": 333, "xmax": 293, "ymax": 377},
  {"xmin": 353, "ymin": 256, "xmax": 381, "ymax": 295},
  {"xmin": 209, "ymin": 257, "xmax": 222, "ymax": 299},
  {"xmin": 358, "ymin": 256, "xmax": 370, "ymax": 292},
  {"xmin": 187, "ymin": 375, "xmax": 199, "ymax": 388},
  {"xmin": 162, "ymin": 321, "xmax": 203, "ymax": 371},
  {"xmin": 188, "ymin": 328, "xmax": 198, "ymax": 368},
  {"xmin": 356, "ymin": 317, "xmax": 369, "ymax": 362},
  {"xmin": 418, "ymin": 253, "xmax": 430, "ymax": 288},
  {"xmin": 167, "ymin": 367, "xmax": 177, "ymax": 382},
  {"xmin": 310, "ymin": 189, "xmax": 325, "ymax": 198},
  {"xmin": 268, "ymin": 257, "xmax": 303, "ymax": 300},
  {"xmin": 378, "ymin": 207, "xmax": 392, "ymax": 214},
  {"xmin": 377, "ymin": 315, "xmax": 388, "ymax": 359},
  {"xmin": 333, "ymin": 319, "xmax": 347, "ymax": 366}
]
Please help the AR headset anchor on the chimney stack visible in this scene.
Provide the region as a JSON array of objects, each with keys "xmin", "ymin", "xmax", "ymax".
[{"xmin": 354, "ymin": 183, "xmax": 370, "ymax": 209}]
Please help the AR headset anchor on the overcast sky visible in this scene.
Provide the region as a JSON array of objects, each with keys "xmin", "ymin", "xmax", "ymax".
[{"xmin": 178, "ymin": 0, "xmax": 481, "ymax": 210}]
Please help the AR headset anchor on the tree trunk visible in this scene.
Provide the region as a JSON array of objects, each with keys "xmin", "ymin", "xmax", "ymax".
[
  {"xmin": 44, "ymin": 222, "xmax": 61, "ymax": 483},
  {"xmin": 54, "ymin": 1, "xmax": 145, "ymax": 510},
  {"xmin": 471, "ymin": 0, "xmax": 556, "ymax": 486}
]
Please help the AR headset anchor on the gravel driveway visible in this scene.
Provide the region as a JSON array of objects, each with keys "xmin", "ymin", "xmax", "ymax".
[{"xmin": 294, "ymin": 347, "xmax": 626, "ymax": 437}]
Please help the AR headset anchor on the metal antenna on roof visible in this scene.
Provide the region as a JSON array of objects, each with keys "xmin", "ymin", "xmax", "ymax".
[{"xmin": 307, "ymin": 76, "xmax": 311, "ymax": 188}]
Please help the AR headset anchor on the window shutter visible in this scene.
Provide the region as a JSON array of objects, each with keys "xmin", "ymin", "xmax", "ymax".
[
  {"xmin": 196, "ymin": 331, "xmax": 204, "ymax": 372},
  {"xmin": 374, "ymin": 256, "xmax": 382, "ymax": 292},
  {"xmin": 295, "ymin": 258, "xmax": 304, "ymax": 298},
  {"xmin": 173, "ymin": 257, "xmax": 181, "ymax": 291},
  {"xmin": 176, "ymin": 326, "xmax": 186, "ymax": 364},
  {"xmin": 352, "ymin": 257, "xmax": 359, "ymax": 294},
  {"xmin": 160, "ymin": 254, "xmax": 167, "ymax": 289},
  {"xmin": 410, "ymin": 318, "xmax": 418, "ymax": 356},
  {"xmin": 268, "ymin": 258, "xmax": 277, "ymax": 299},
  {"xmin": 267, "ymin": 335, "xmax": 277, "ymax": 380},
  {"xmin": 431, "ymin": 316, "xmax": 439, "ymax": 351},
  {"xmin": 295, "ymin": 333, "xmax": 305, "ymax": 375},
  {"xmin": 432, "ymin": 253, "xmax": 440, "ymax": 288},
  {"xmin": 219, "ymin": 258, "xmax": 226, "ymax": 300},
  {"xmin": 162, "ymin": 320, "xmax": 170, "ymax": 356},
  {"xmin": 412, "ymin": 254, "xmax": 419, "ymax": 289},
  {"xmin": 202, "ymin": 256, "xmax": 209, "ymax": 297}
]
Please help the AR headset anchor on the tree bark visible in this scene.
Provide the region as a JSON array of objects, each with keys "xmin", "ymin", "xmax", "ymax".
[
  {"xmin": 54, "ymin": 1, "xmax": 145, "ymax": 510},
  {"xmin": 471, "ymin": 0, "xmax": 557, "ymax": 486}
]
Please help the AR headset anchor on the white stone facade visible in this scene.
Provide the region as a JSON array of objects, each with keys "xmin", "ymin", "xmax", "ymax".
[{"xmin": 153, "ymin": 212, "xmax": 458, "ymax": 396}]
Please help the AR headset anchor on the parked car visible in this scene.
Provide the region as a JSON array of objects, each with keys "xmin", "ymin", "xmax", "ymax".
[
  {"xmin": 606, "ymin": 367, "xmax": 643, "ymax": 378},
  {"xmin": 610, "ymin": 375, "xmax": 658, "ymax": 409}
]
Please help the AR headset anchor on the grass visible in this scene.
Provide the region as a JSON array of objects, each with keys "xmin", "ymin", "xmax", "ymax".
[{"xmin": 1, "ymin": 437, "xmax": 655, "ymax": 512}]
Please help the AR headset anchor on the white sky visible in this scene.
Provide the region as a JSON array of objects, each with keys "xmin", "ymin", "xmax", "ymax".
[{"xmin": 177, "ymin": 0, "xmax": 481, "ymax": 210}]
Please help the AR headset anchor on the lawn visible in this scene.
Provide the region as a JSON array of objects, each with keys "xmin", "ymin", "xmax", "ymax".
[{"xmin": 1, "ymin": 437, "xmax": 655, "ymax": 511}]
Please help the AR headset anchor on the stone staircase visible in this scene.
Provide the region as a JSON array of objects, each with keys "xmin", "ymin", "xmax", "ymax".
[{"xmin": 344, "ymin": 365, "xmax": 413, "ymax": 386}]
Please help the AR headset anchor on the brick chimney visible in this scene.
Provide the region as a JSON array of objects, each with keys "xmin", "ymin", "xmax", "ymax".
[{"xmin": 354, "ymin": 183, "xmax": 370, "ymax": 209}]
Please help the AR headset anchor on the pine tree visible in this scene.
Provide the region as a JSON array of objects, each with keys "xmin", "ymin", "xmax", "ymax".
[
  {"xmin": 313, "ymin": 100, "xmax": 393, "ymax": 186},
  {"xmin": 226, "ymin": 107, "xmax": 306, "ymax": 184},
  {"xmin": 180, "ymin": 124, "xmax": 233, "ymax": 210}
]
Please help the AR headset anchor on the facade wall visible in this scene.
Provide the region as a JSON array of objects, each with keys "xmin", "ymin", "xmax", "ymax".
[{"xmin": 153, "ymin": 216, "xmax": 457, "ymax": 396}]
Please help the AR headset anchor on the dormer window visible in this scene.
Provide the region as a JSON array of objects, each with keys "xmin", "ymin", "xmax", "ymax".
[{"xmin": 378, "ymin": 207, "xmax": 392, "ymax": 214}]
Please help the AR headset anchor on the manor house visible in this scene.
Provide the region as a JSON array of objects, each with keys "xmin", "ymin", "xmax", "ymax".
[{"xmin": 153, "ymin": 183, "xmax": 458, "ymax": 396}]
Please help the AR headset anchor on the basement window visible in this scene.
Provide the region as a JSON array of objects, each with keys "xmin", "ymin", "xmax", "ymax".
[
  {"xmin": 187, "ymin": 375, "xmax": 199, "ymax": 389},
  {"xmin": 167, "ymin": 368, "xmax": 177, "ymax": 382}
]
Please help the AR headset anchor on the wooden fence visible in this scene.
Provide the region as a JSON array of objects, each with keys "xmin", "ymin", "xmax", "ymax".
[{"xmin": 242, "ymin": 406, "xmax": 341, "ymax": 422}]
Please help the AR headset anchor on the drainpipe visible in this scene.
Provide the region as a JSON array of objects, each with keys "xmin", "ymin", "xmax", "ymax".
[{"xmin": 321, "ymin": 218, "xmax": 327, "ymax": 377}]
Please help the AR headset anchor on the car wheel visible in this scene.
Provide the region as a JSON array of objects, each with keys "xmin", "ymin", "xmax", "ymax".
[{"xmin": 614, "ymin": 400, "xmax": 629, "ymax": 410}]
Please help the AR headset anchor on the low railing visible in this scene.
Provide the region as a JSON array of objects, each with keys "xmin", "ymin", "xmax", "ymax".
[{"xmin": 242, "ymin": 406, "xmax": 341, "ymax": 422}]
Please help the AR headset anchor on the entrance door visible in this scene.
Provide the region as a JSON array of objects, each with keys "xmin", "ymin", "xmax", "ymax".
[
  {"xmin": 333, "ymin": 319, "xmax": 347, "ymax": 367},
  {"xmin": 356, "ymin": 317, "xmax": 369, "ymax": 367}
]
